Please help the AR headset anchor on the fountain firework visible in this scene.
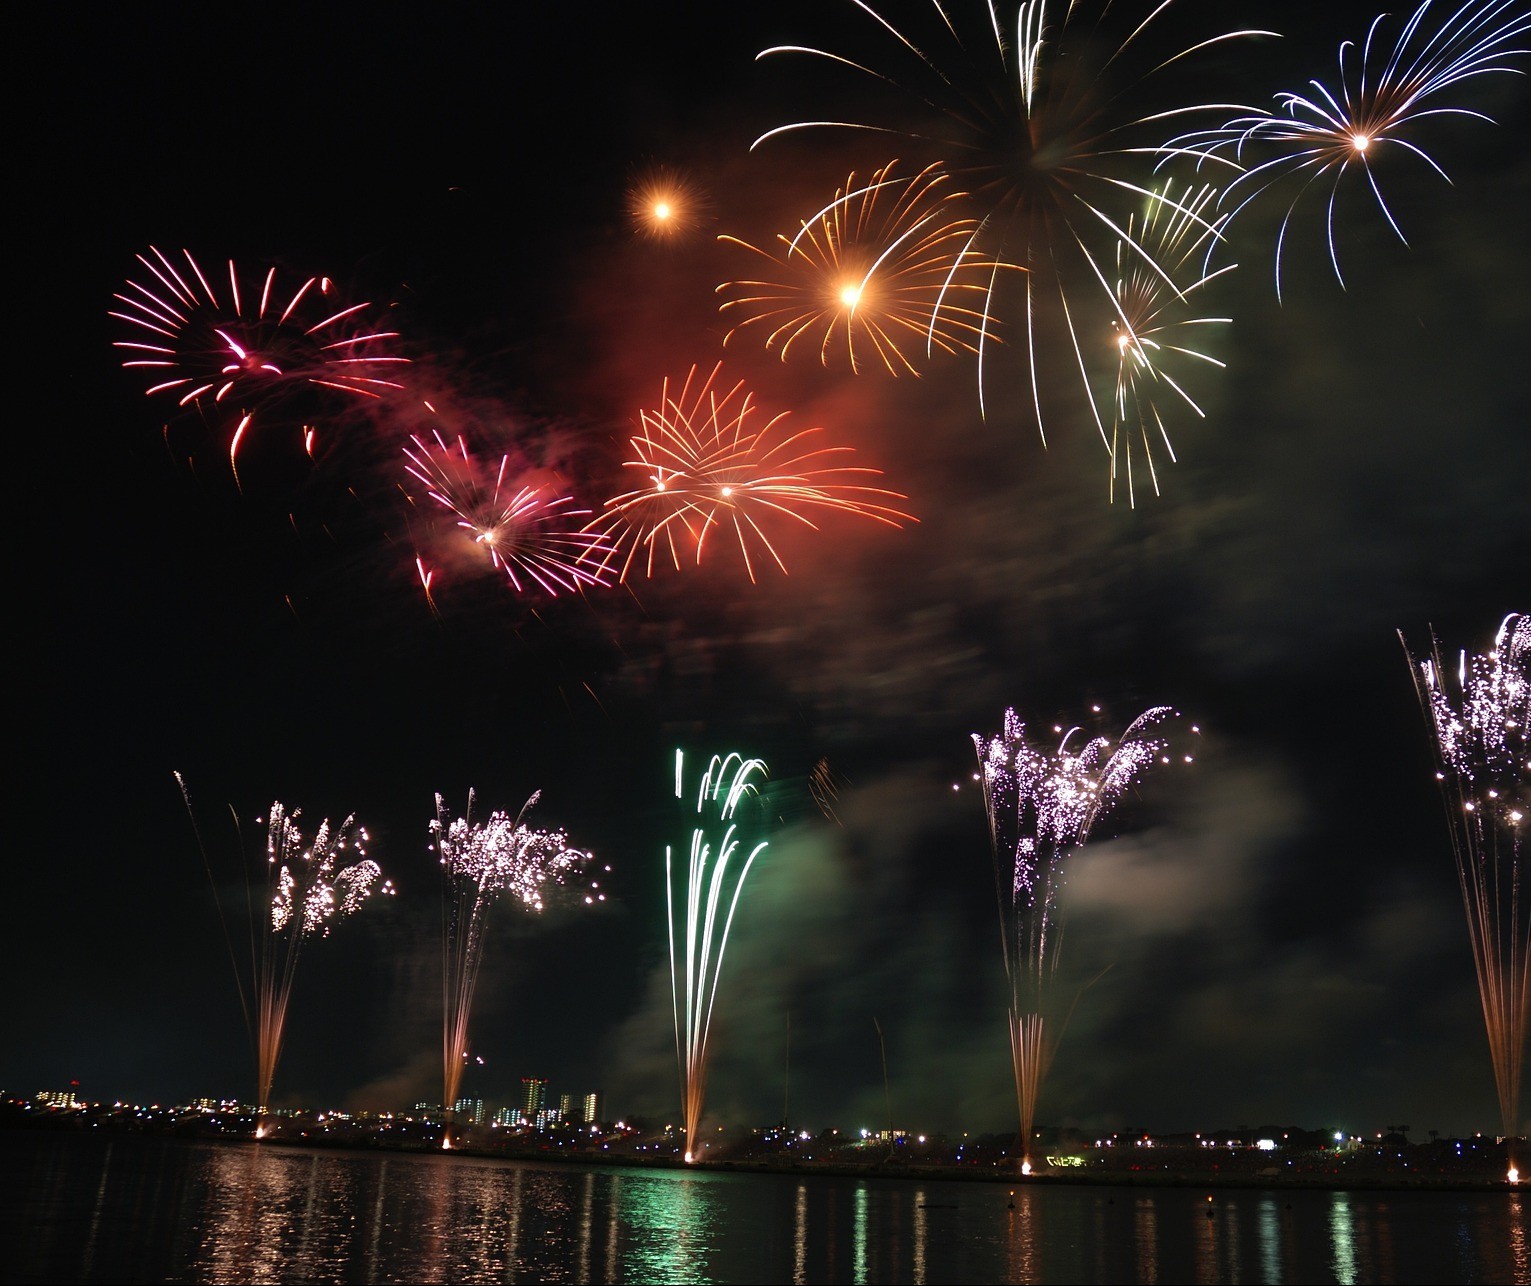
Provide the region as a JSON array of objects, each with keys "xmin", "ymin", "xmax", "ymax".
[
  {"xmin": 1401, "ymin": 613, "xmax": 1529, "ymax": 1173},
  {"xmin": 431, "ymin": 790, "xmax": 601, "ymax": 1138},
  {"xmin": 666, "ymin": 750, "xmax": 772, "ymax": 1162},
  {"xmin": 175, "ymin": 776, "xmax": 392, "ymax": 1131},
  {"xmin": 971, "ymin": 705, "xmax": 1188, "ymax": 1170}
]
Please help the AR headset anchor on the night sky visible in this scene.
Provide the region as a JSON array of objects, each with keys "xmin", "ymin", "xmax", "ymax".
[{"xmin": 13, "ymin": 1, "xmax": 1529, "ymax": 1141}]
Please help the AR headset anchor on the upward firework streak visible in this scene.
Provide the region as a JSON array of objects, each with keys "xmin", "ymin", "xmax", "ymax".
[
  {"xmin": 972, "ymin": 705, "xmax": 1187, "ymax": 1171},
  {"xmin": 1402, "ymin": 613, "xmax": 1529, "ymax": 1175},
  {"xmin": 667, "ymin": 750, "xmax": 772, "ymax": 1162},
  {"xmin": 1176, "ymin": 0, "xmax": 1531, "ymax": 299},
  {"xmin": 581, "ymin": 363, "xmax": 913, "ymax": 584},
  {"xmin": 717, "ymin": 160, "xmax": 995, "ymax": 375},
  {"xmin": 431, "ymin": 790, "xmax": 601, "ymax": 1138},
  {"xmin": 402, "ymin": 426, "xmax": 612, "ymax": 600},
  {"xmin": 754, "ymin": 0, "xmax": 1270, "ymax": 460},
  {"xmin": 111, "ymin": 248, "xmax": 408, "ymax": 482},
  {"xmin": 176, "ymin": 777, "xmax": 392, "ymax": 1132}
]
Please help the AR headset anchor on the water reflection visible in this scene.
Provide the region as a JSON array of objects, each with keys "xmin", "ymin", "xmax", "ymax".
[
  {"xmin": 792, "ymin": 1182, "xmax": 807, "ymax": 1285},
  {"xmin": 1134, "ymin": 1196, "xmax": 1157, "ymax": 1284},
  {"xmin": 852, "ymin": 1183, "xmax": 868, "ymax": 1284},
  {"xmin": 1330, "ymin": 1192, "xmax": 1358, "ymax": 1285}
]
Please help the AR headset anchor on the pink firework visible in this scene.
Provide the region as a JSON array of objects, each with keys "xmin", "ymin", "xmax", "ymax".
[
  {"xmin": 581, "ymin": 363, "xmax": 914, "ymax": 584},
  {"xmin": 111, "ymin": 246, "xmax": 408, "ymax": 477},
  {"xmin": 402, "ymin": 427, "xmax": 612, "ymax": 598}
]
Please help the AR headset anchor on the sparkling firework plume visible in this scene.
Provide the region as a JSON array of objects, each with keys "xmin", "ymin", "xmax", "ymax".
[
  {"xmin": 717, "ymin": 160, "xmax": 997, "ymax": 375},
  {"xmin": 1402, "ymin": 613, "xmax": 1530, "ymax": 1166},
  {"xmin": 628, "ymin": 164, "xmax": 715, "ymax": 240},
  {"xmin": 1106, "ymin": 182, "xmax": 1234, "ymax": 506},
  {"xmin": 754, "ymin": 1, "xmax": 1271, "ymax": 458},
  {"xmin": 402, "ymin": 425, "xmax": 613, "ymax": 600},
  {"xmin": 667, "ymin": 750, "xmax": 773, "ymax": 1162},
  {"xmin": 581, "ymin": 363, "xmax": 914, "ymax": 583},
  {"xmin": 176, "ymin": 776, "xmax": 392, "ymax": 1128},
  {"xmin": 432, "ymin": 790, "xmax": 601, "ymax": 1133},
  {"xmin": 1174, "ymin": 0, "xmax": 1531, "ymax": 300},
  {"xmin": 971, "ymin": 705, "xmax": 1187, "ymax": 1170},
  {"xmin": 111, "ymin": 248, "xmax": 408, "ymax": 482}
]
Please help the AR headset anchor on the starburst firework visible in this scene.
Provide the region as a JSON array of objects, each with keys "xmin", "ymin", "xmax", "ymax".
[
  {"xmin": 581, "ymin": 363, "xmax": 913, "ymax": 583},
  {"xmin": 111, "ymin": 247, "xmax": 408, "ymax": 480},
  {"xmin": 718, "ymin": 160, "xmax": 996, "ymax": 375},
  {"xmin": 1402, "ymin": 613, "xmax": 1529, "ymax": 1171},
  {"xmin": 972, "ymin": 704, "xmax": 1189, "ymax": 1170}
]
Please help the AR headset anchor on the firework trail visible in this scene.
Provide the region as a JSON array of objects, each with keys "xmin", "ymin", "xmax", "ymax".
[
  {"xmin": 753, "ymin": 0, "xmax": 1271, "ymax": 455},
  {"xmin": 402, "ymin": 425, "xmax": 613, "ymax": 600},
  {"xmin": 810, "ymin": 756, "xmax": 847, "ymax": 827},
  {"xmin": 628, "ymin": 164, "xmax": 715, "ymax": 240},
  {"xmin": 1402, "ymin": 612, "xmax": 1529, "ymax": 1174},
  {"xmin": 1174, "ymin": 0, "xmax": 1531, "ymax": 300},
  {"xmin": 431, "ymin": 789, "xmax": 602, "ymax": 1140},
  {"xmin": 581, "ymin": 363, "xmax": 914, "ymax": 583},
  {"xmin": 111, "ymin": 248, "xmax": 408, "ymax": 483},
  {"xmin": 175, "ymin": 776, "xmax": 392, "ymax": 1132},
  {"xmin": 1106, "ymin": 182, "xmax": 1234, "ymax": 506},
  {"xmin": 971, "ymin": 704, "xmax": 1190, "ymax": 1171},
  {"xmin": 717, "ymin": 160, "xmax": 997, "ymax": 375},
  {"xmin": 667, "ymin": 750, "xmax": 773, "ymax": 1162}
]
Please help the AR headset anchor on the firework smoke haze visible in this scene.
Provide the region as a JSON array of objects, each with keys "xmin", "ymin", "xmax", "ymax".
[
  {"xmin": 432, "ymin": 789, "xmax": 601, "ymax": 1125},
  {"xmin": 1402, "ymin": 613, "xmax": 1530, "ymax": 1165},
  {"xmin": 667, "ymin": 750, "xmax": 773, "ymax": 1162},
  {"xmin": 972, "ymin": 705, "xmax": 1189, "ymax": 1168}
]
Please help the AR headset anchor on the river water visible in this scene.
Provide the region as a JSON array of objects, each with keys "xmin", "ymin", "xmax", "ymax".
[{"xmin": 2, "ymin": 1130, "xmax": 1525, "ymax": 1283}]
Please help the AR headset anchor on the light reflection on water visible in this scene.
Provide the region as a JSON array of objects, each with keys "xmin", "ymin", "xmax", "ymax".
[{"xmin": 3, "ymin": 1131, "xmax": 1529, "ymax": 1284}]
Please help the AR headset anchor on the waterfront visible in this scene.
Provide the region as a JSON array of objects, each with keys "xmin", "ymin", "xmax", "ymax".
[{"xmin": 2, "ymin": 1129, "xmax": 1527, "ymax": 1284}]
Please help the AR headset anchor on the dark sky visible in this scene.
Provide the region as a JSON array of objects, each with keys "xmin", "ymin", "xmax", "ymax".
[{"xmin": 12, "ymin": 1, "xmax": 1528, "ymax": 1140}]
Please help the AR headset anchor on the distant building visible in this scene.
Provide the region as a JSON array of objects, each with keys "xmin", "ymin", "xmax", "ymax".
[
  {"xmin": 582, "ymin": 1093, "xmax": 602, "ymax": 1125},
  {"xmin": 558, "ymin": 1093, "xmax": 576, "ymax": 1119},
  {"xmin": 520, "ymin": 1078, "xmax": 547, "ymax": 1123},
  {"xmin": 536, "ymin": 1107, "xmax": 560, "ymax": 1131},
  {"xmin": 492, "ymin": 1107, "xmax": 517, "ymax": 1128},
  {"xmin": 454, "ymin": 1098, "xmax": 485, "ymax": 1126},
  {"xmin": 36, "ymin": 1090, "xmax": 77, "ymax": 1109}
]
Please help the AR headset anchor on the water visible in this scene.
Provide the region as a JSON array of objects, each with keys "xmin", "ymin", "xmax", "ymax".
[{"xmin": 2, "ymin": 1130, "xmax": 1526, "ymax": 1284}]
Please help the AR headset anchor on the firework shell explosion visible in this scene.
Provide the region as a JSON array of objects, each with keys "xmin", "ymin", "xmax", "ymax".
[{"xmin": 581, "ymin": 362, "xmax": 914, "ymax": 584}]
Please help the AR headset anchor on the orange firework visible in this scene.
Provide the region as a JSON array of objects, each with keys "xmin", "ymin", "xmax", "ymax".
[
  {"xmin": 111, "ymin": 247, "xmax": 407, "ymax": 481},
  {"xmin": 581, "ymin": 363, "xmax": 914, "ymax": 583},
  {"xmin": 717, "ymin": 161, "xmax": 997, "ymax": 376},
  {"xmin": 627, "ymin": 164, "xmax": 714, "ymax": 240}
]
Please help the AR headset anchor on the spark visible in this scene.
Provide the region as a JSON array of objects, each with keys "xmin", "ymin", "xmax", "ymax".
[
  {"xmin": 627, "ymin": 164, "xmax": 715, "ymax": 240},
  {"xmin": 1402, "ymin": 612, "xmax": 1529, "ymax": 1163},
  {"xmin": 754, "ymin": 1, "xmax": 1270, "ymax": 459},
  {"xmin": 667, "ymin": 750, "xmax": 772, "ymax": 1162},
  {"xmin": 111, "ymin": 247, "xmax": 408, "ymax": 481},
  {"xmin": 717, "ymin": 160, "xmax": 998, "ymax": 375},
  {"xmin": 580, "ymin": 363, "xmax": 914, "ymax": 584},
  {"xmin": 1175, "ymin": 0, "xmax": 1531, "ymax": 299},
  {"xmin": 972, "ymin": 704, "xmax": 1190, "ymax": 1171}
]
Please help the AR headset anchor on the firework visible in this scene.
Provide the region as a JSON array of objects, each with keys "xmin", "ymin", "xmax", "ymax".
[
  {"xmin": 754, "ymin": 0, "xmax": 1270, "ymax": 448},
  {"xmin": 402, "ymin": 426, "xmax": 613, "ymax": 599},
  {"xmin": 1175, "ymin": 1, "xmax": 1531, "ymax": 299},
  {"xmin": 580, "ymin": 363, "xmax": 914, "ymax": 583},
  {"xmin": 667, "ymin": 750, "xmax": 773, "ymax": 1162},
  {"xmin": 111, "ymin": 247, "xmax": 408, "ymax": 481},
  {"xmin": 1402, "ymin": 613, "xmax": 1529, "ymax": 1175},
  {"xmin": 717, "ymin": 161, "xmax": 997, "ymax": 376},
  {"xmin": 810, "ymin": 756, "xmax": 847, "ymax": 827},
  {"xmin": 176, "ymin": 776, "xmax": 392, "ymax": 1132},
  {"xmin": 432, "ymin": 789, "xmax": 602, "ymax": 1137},
  {"xmin": 971, "ymin": 705, "xmax": 1189, "ymax": 1171},
  {"xmin": 1106, "ymin": 182, "xmax": 1234, "ymax": 506},
  {"xmin": 627, "ymin": 164, "xmax": 714, "ymax": 240}
]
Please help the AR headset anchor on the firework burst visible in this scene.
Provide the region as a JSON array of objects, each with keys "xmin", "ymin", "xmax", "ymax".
[
  {"xmin": 972, "ymin": 704, "xmax": 1191, "ymax": 1171},
  {"xmin": 628, "ymin": 164, "xmax": 715, "ymax": 240},
  {"xmin": 754, "ymin": 0, "xmax": 1270, "ymax": 450},
  {"xmin": 1106, "ymin": 182, "xmax": 1234, "ymax": 506},
  {"xmin": 666, "ymin": 750, "xmax": 773, "ymax": 1162},
  {"xmin": 111, "ymin": 247, "xmax": 408, "ymax": 482},
  {"xmin": 176, "ymin": 776, "xmax": 392, "ymax": 1133},
  {"xmin": 402, "ymin": 425, "xmax": 613, "ymax": 599},
  {"xmin": 1402, "ymin": 613, "xmax": 1529, "ymax": 1173},
  {"xmin": 717, "ymin": 160, "xmax": 997, "ymax": 376},
  {"xmin": 432, "ymin": 789, "xmax": 602, "ymax": 1138},
  {"xmin": 580, "ymin": 363, "xmax": 913, "ymax": 583},
  {"xmin": 1175, "ymin": 0, "xmax": 1531, "ymax": 299}
]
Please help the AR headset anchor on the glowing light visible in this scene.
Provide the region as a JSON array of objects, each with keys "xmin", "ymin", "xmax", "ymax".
[
  {"xmin": 972, "ymin": 704, "xmax": 1190, "ymax": 1171},
  {"xmin": 667, "ymin": 750, "xmax": 773, "ymax": 1163},
  {"xmin": 627, "ymin": 165, "xmax": 713, "ymax": 240},
  {"xmin": 581, "ymin": 363, "xmax": 914, "ymax": 583}
]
